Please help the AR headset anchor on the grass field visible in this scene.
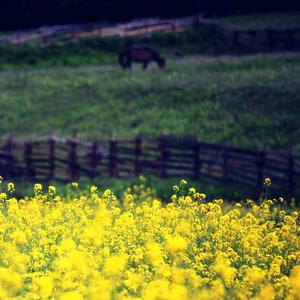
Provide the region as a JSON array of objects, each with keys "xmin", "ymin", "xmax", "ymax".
[
  {"xmin": 0, "ymin": 52, "xmax": 299, "ymax": 152},
  {"xmin": 1, "ymin": 13, "xmax": 299, "ymax": 200},
  {"xmin": 0, "ymin": 12, "xmax": 298, "ymax": 69}
]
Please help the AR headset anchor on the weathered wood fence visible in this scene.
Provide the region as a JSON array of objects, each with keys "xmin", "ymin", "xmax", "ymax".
[
  {"xmin": 0, "ymin": 15, "xmax": 200, "ymax": 46},
  {"xmin": 1, "ymin": 14, "xmax": 300, "ymax": 53},
  {"xmin": 0, "ymin": 136, "xmax": 299, "ymax": 197},
  {"xmin": 205, "ymin": 22, "xmax": 300, "ymax": 52}
]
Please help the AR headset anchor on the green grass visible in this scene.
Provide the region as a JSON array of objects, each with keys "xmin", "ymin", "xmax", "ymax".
[
  {"xmin": 1, "ymin": 13, "xmax": 299, "ymax": 201},
  {"xmin": 217, "ymin": 12, "xmax": 300, "ymax": 30},
  {"xmin": 0, "ymin": 28, "xmax": 220, "ymax": 69},
  {"xmin": 0, "ymin": 12, "xmax": 298, "ymax": 71},
  {"xmin": 0, "ymin": 40, "xmax": 117, "ymax": 69},
  {"xmin": 11, "ymin": 175, "xmax": 271, "ymax": 204},
  {"xmin": 12, "ymin": 172, "xmax": 297, "ymax": 205},
  {"xmin": 0, "ymin": 52, "xmax": 299, "ymax": 152}
]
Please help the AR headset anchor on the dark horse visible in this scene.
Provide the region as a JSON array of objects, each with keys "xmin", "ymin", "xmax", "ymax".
[{"xmin": 119, "ymin": 47, "xmax": 166, "ymax": 70}]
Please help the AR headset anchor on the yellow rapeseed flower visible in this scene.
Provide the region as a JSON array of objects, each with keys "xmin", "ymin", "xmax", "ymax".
[
  {"xmin": 7, "ymin": 182, "xmax": 15, "ymax": 192},
  {"xmin": 48, "ymin": 185, "xmax": 56, "ymax": 195},
  {"xmin": 0, "ymin": 181, "xmax": 298, "ymax": 299},
  {"xmin": 264, "ymin": 177, "xmax": 272, "ymax": 186},
  {"xmin": 0, "ymin": 193, "xmax": 7, "ymax": 201},
  {"xmin": 173, "ymin": 185, "xmax": 179, "ymax": 192},
  {"xmin": 71, "ymin": 182, "xmax": 79, "ymax": 189},
  {"xmin": 33, "ymin": 183, "xmax": 43, "ymax": 194},
  {"xmin": 90, "ymin": 185, "xmax": 98, "ymax": 193},
  {"xmin": 166, "ymin": 236, "xmax": 187, "ymax": 254},
  {"xmin": 179, "ymin": 179, "xmax": 187, "ymax": 187}
]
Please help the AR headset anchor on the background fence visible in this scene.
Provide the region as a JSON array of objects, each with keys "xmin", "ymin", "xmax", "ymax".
[
  {"xmin": 203, "ymin": 21, "xmax": 300, "ymax": 52},
  {"xmin": 1, "ymin": 14, "xmax": 300, "ymax": 53},
  {"xmin": 0, "ymin": 135, "xmax": 299, "ymax": 198},
  {"xmin": 0, "ymin": 15, "xmax": 200, "ymax": 46}
]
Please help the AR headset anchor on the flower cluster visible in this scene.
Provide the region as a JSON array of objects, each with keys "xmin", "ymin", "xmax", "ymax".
[
  {"xmin": 264, "ymin": 177, "xmax": 272, "ymax": 187},
  {"xmin": 0, "ymin": 179, "xmax": 299, "ymax": 299}
]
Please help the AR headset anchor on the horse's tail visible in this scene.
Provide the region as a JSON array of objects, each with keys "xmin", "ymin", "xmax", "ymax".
[{"xmin": 119, "ymin": 51, "xmax": 128, "ymax": 69}]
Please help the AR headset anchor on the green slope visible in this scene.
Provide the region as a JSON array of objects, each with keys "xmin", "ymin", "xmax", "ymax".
[{"xmin": 0, "ymin": 53, "xmax": 299, "ymax": 151}]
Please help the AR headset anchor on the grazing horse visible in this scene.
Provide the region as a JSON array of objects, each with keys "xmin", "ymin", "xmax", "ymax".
[{"xmin": 119, "ymin": 47, "xmax": 166, "ymax": 70}]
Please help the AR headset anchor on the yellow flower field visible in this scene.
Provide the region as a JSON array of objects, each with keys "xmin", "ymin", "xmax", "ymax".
[{"xmin": 0, "ymin": 178, "xmax": 299, "ymax": 300}]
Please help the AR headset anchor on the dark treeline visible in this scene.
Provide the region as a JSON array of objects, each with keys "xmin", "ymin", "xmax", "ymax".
[{"xmin": 1, "ymin": 0, "xmax": 300, "ymax": 31}]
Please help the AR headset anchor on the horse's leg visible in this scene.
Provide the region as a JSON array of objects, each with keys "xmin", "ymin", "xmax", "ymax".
[
  {"xmin": 127, "ymin": 56, "xmax": 132, "ymax": 70},
  {"xmin": 119, "ymin": 53, "xmax": 126, "ymax": 69},
  {"xmin": 142, "ymin": 61, "xmax": 148, "ymax": 70}
]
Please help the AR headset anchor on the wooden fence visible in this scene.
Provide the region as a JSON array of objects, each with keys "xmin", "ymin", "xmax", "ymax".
[
  {"xmin": 204, "ymin": 21, "xmax": 300, "ymax": 52},
  {"xmin": 0, "ymin": 15, "xmax": 200, "ymax": 46},
  {"xmin": 0, "ymin": 135, "xmax": 299, "ymax": 197},
  {"xmin": 2, "ymin": 14, "xmax": 300, "ymax": 53}
]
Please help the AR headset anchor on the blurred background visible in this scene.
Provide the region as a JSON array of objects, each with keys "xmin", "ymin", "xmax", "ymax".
[
  {"xmin": 0, "ymin": 0, "xmax": 299, "ymax": 201},
  {"xmin": 1, "ymin": 0, "xmax": 300, "ymax": 29}
]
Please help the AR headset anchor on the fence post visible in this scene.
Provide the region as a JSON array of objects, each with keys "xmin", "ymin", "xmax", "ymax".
[
  {"xmin": 24, "ymin": 141, "xmax": 35, "ymax": 179},
  {"xmin": 286, "ymin": 29, "xmax": 295, "ymax": 50},
  {"xmin": 222, "ymin": 144, "xmax": 229, "ymax": 184},
  {"xmin": 266, "ymin": 29, "xmax": 274, "ymax": 51},
  {"xmin": 42, "ymin": 34, "xmax": 49, "ymax": 47},
  {"xmin": 257, "ymin": 150, "xmax": 266, "ymax": 188},
  {"xmin": 158, "ymin": 135, "xmax": 169, "ymax": 178},
  {"xmin": 67, "ymin": 139, "xmax": 79, "ymax": 181},
  {"xmin": 109, "ymin": 140, "xmax": 118, "ymax": 177},
  {"xmin": 2, "ymin": 137, "xmax": 14, "ymax": 179},
  {"xmin": 249, "ymin": 30, "xmax": 257, "ymax": 51},
  {"xmin": 288, "ymin": 151, "xmax": 295, "ymax": 199},
  {"xmin": 48, "ymin": 135, "xmax": 56, "ymax": 180},
  {"xmin": 89, "ymin": 141, "xmax": 100, "ymax": 179},
  {"xmin": 134, "ymin": 136, "xmax": 142, "ymax": 177},
  {"xmin": 233, "ymin": 30, "xmax": 240, "ymax": 48},
  {"xmin": 193, "ymin": 141, "xmax": 200, "ymax": 179}
]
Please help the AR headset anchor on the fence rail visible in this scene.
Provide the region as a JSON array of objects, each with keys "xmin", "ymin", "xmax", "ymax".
[
  {"xmin": 0, "ymin": 15, "xmax": 200, "ymax": 46},
  {"xmin": 0, "ymin": 135, "xmax": 299, "ymax": 197},
  {"xmin": 204, "ymin": 21, "xmax": 300, "ymax": 52},
  {"xmin": 1, "ymin": 14, "xmax": 300, "ymax": 53}
]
